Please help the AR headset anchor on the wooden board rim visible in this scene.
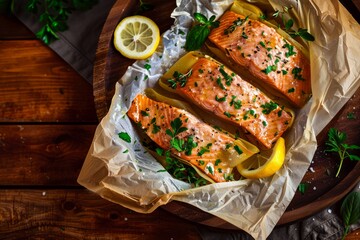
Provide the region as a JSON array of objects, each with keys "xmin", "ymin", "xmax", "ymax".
[{"xmin": 92, "ymin": 0, "xmax": 360, "ymax": 229}]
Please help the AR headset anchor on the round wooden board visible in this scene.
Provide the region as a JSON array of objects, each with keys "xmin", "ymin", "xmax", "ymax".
[{"xmin": 93, "ymin": 0, "xmax": 360, "ymax": 228}]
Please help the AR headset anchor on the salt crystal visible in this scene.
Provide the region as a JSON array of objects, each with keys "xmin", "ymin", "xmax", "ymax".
[
  {"xmin": 42, "ymin": 192, "xmax": 46, "ymax": 196},
  {"xmin": 313, "ymin": 186, "xmax": 317, "ymax": 190},
  {"xmin": 327, "ymin": 209, "xmax": 332, "ymax": 214},
  {"xmin": 124, "ymin": 217, "xmax": 128, "ymax": 221},
  {"xmin": 309, "ymin": 167, "xmax": 315, "ymax": 173}
]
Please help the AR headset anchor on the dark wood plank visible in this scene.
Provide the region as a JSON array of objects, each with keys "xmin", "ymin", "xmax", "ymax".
[
  {"xmin": 0, "ymin": 124, "xmax": 96, "ymax": 186},
  {"xmin": 0, "ymin": 14, "xmax": 34, "ymax": 39},
  {"xmin": 0, "ymin": 189, "xmax": 201, "ymax": 240},
  {"xmin": 0, "ymin": 40, "xmax": 98, "ymax": 123}
]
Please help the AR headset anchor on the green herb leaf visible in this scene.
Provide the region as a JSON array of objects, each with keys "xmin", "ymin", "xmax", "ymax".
[
  {"xmin": 26, "ymin": 0, "xmax": 98, "ymax": 44},
  {"xmin": 118, "ymin": 132, "xmax": 131, "ymax": 143},
  {"xmin": 261, "ymin": 101, "xmax": 278, "ymax": 114},
  {"xmin": 325, "ymin": 128, "xmax": 360, "ymax": 177},
  {"xmin": 185, "ymin": 13, "xmax": 219, "ymax": 51},
  {"xmin": 340, "ymin": 191, "xmax": 360, "ymax": 239},
  {"xmin": 167, "ymin": 69, "xmax": 192, "ymax": 89},
  {"xmin": 224, "ymin": 16, "xmax": 248, "ymax": 35},
  {"xmin": 298, "ymin": 182, "xmax": 309, "ymax": 194}
]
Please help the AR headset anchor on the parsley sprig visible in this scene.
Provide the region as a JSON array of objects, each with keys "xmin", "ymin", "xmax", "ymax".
[
  {"xmin": 325, "ymin": 128, "xmax": 360, "ymax": 177},
  {"xmin": 23, "ymin": 0, "xmax": 98, "ymax": 45},
  {"xmin": 272, "ymin": 7, "xmax": 315, "ymax": 42},
  {"xmin": 167, "ymin": 69, "xmax": 192, "ymax": 89},
  {"xmin": 184, "ymin": 13, "xmax": 219, "ymax": 51},
  {"xmin": 157, "ymin": 150, "xmax": 207, "ymax": 187}
]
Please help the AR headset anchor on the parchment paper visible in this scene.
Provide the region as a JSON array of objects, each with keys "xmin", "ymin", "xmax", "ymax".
[{"xmin": 78, "ymin": 0, "xmax": 360, "ymax": 239}]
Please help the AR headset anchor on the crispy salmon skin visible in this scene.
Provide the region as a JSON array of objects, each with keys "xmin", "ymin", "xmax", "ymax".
[
  {"xmin": 208, "ymin": 11, "xmax": 311, "ymax": 108},
  {"xmin": 127, "ymin": 94, "xmax": 258, "ymax": 183},
  {"xmin": 163, "ymin": 56, "xmax": 293, "ymax": 149}
]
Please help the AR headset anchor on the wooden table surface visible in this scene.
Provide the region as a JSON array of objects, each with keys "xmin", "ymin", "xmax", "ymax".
[{"xmin": 1, "ymin": 1, "xmax": 360, "ymax": 239}]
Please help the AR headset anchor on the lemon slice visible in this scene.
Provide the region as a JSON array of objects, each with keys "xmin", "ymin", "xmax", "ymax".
[
  {"xmin": 237, "ymin": 137, "xmax": 285, "ymax": 179},
  {"xmin": 113, "ymin": 15, "xmax": 160, "ymax": 60}
]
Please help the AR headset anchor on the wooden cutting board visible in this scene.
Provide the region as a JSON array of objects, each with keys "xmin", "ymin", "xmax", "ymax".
[{"xmin": 93, "ymin": 0, "xmax": 360, "ymax": 227}]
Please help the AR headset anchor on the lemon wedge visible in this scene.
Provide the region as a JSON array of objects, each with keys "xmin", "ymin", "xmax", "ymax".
[
  {"xmin": 113, "ymin": 15, "xmax": 160, "ymax": 60},
  {"xmin": 237, "ymin": 137, "xmax": 285, "ymax": 179}
]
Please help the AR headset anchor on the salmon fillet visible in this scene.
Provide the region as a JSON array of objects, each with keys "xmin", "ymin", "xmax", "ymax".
[
  {"xmin": 208, "ymin": 11, "xmax": 311, "ymax": 108},
  {"xmin": 127, "ymin": 94, "xmax": 257, "ymax": 183},
  {"xmin": 164, "ymin": 57, "xmax": 292, "ymax": 149}
]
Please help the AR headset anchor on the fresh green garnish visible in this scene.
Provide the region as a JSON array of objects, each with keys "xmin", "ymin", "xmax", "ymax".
[
  {"xmin": 261, "ymin": 65, "xmax": 277, "ymax": 74},
  {"xmin": 215, "ymin": 95, "xmax": 227, "ymax": 102},
  {"xmin": 167, "ymin": 69, "xmax": 192, "ymax": 89},
  {"xmin": 118, "ymin": 132, "xmax": 131, "ymax": 143},
  {"xmin": 234, "ymin": 145, "xmax": 243, "ymax": 155},
  {"xmin": 166, "ymin": 117, "xmax": 188, "ymax": 138},
  {"xmin": 325, "ymin": 128, "xmax": 360, "ymax": 177},
  {"xmin": 224, "ymin": 16, "xmax": 248, "ymax": 35},
  {"xmin": 346, "ymin": 112, "xmax": 356, "ymax": 120},
  {"xmin": 198, "ymin": 143, "xmax": 212, "ymax": 156},
  {"xmin": 340, "ymin": 191, "xmax": 360, "ymax": 240},
  {"xmin": 159, "ymin": 150, "xmax": 208, "ymax": 187},
  {"xmin": 298, "ymin": 182, "xmax": 309, "ymax": 194},
  {"xmin": 273, "ymin": 7, "xmax": 315, "ymax": 42},
  {"xmin": 261, "ymin": 101, "xmax": 278, "ymax": 114},
  {"xmin": 144, "ymin": 63, "xmax": 151, "ymax": 71},
  {"xmin": 292, "ymin": 67, "xmax": 304, "ymax": 80},
  {"xmin": 23, "ymin": 0, "xmax": 98, "ymax": 45},
  {"xmin": 137, "ymin": 0, "xmax": 154, "ymax": 14},
  {"xmin": 184, "ymin": 13, "xmax": 219, "ymax": 51}
]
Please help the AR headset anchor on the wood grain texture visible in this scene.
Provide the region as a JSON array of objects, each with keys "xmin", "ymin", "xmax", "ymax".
[
  {"xmin": 0, "ymin": 14, "xmax": 34, "ymax": 39},
  {"xmin": 0, "ymin": 189, "xmax": 201, "ymax": 240},
  {"xmin": 0, "ymin": 124, "xmax": 96, "ymax": 186},
  {"xmin": 0, "ymin": 40, "xmax": 98, "ymax": 123}
]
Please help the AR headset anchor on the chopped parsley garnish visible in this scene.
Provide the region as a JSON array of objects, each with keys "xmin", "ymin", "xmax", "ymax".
[
  {"xmin": 144, "ymin": 63, "xmax": 151, "ymax": 71},
  {"xmin": 141, "ymin": 110, "xmax": 149, "ymax": 116},
  {"xmin": 219, "ymin": 67, "xmax": 233, "ymax": 86},
  {"xmin": 224, "ymin": 16, "xmax": 248, "ymax": 35},
  {"xmin": 288, "ymin": 88, "xmax": 295, "ymax": 93},
  {"xmin": 262, "ymin": 121, "xmax": 267, "ymax": 127},
  {"xmin": 167, "ymin": 69, "xmax": 192, "ymax": 89},
  {"xmin": 160, "ymin": 150, "xmax": 208, "ymax": 187},
  {"xmin": 215, "ymin": 159, "xmax": 222, "ymax": 166},
  {"xmin": 224, "ymin": 111, "xmax": 234, "ymax": 118},
  {"xmin": 216, "ymin": 77, "xmax": 226, "ymax": 90},
  {"xmin": 241, "ymin": 32, "xmax": 248, "ymax": 39},
  {"xmin": 229, "ymin": 95, "xmax": 242, "ymax": 109},
  {"xmin": 259, "ymin": 41, "xmax": 266, "ymax": 48},
  {"xmin": 284, "ymin": 43, "xmax": 296, "ymax": 57},
  {"xmin": 152, "ymin": 123, "xmax": 161, "ymax": 134},
  {"xmin": 234, "ymin": 145, "xmax": 243, "ymax": 155},
  {"xmin": 282, "ymin": 70, "xmax": 288, "ymax": 75},
  {"xmin": 261, "ymin": 65, "xmax": 277, "ymax": 74},
  {"xmin": 198, "ymin": 143, "xmax": 212, "ymax": 156},
  {"xmin": 184, "ymin": 135, "xmax": 198, "ymax": 156},
  {"xmin": 207, "ymin": 166, "xmax": 214, "ymax": 175},
  {"xmin": 118, "ymin": 132, "xmax": 131, "ymax": 143},
  {"xmin": 215, "ymin": 95, "xmax": 227, "ymax": 102},
  {"xmin": 261, "ymin": 101, "xmax": 278, "ymax": 114},
  {"xmin": 292, "ymin": 67, "xmax": 304, "ymax": 80}
]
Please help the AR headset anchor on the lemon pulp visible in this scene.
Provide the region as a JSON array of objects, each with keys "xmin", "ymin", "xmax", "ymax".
[
  {"xmin": 237, "ymin": 137, "xmax": 286, "ymax": 179},
  {"xmin": 114, "ymin": 15, "xmax": 160, "ymax": 60}
]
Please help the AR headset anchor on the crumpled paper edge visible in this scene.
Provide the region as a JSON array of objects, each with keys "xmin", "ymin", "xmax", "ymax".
[{"xmin": 78, "ymin": 0, "xmax": 360, "ymax": 239}]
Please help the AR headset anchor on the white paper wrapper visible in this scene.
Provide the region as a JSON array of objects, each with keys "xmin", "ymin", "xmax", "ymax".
[{"xmin": 78, "ymin": 0, "xmax": 360, "ymax": 239}]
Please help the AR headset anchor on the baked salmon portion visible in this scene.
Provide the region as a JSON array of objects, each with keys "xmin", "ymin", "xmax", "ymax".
[
  {"xmin": 208, "ymin": 10, "xmax": 311, "ymax": 108},
  {"xmin": 164, "ymin": 57, "xmax": 293, "ymax": 149},
  {"xmin": 127, "ymin": 94, "xmax": 259, "ymax": 183}
]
